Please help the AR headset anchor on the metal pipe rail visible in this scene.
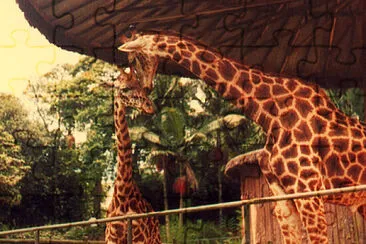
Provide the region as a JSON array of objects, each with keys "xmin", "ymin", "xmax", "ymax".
[{"xmin": 1, "ymin": 184, "xmax": 366, "ymax": 243}]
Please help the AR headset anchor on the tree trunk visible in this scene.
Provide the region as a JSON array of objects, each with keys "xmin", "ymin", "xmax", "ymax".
[
  {"xmin": 162, "ymin": 158, "xmax": 171, "ymax": 242},
  {"xmin": 93, "ymin": 178, "xmax": 103, "ymax": 218},
  {"xmin": 178, "ymin": 161, "xmax": 184, "ymax": 229}
]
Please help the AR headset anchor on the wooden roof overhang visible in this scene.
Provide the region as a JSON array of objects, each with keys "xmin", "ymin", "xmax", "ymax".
[{"xmin": 16, "ymin": 0, "xmax": 366, "ymax": 89}]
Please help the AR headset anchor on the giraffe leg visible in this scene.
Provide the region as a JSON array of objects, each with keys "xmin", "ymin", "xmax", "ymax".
[
  {"xmin": 293, "ymin": 197, "xmax": 328, "ymax": 243},
  {"xmin": 357, "ymin": 204, "xmax": 366, "ymax": 219},
  {"xmin": 258, "ymin": 153, "xmax": 305, "ymax": 244},
  {"xmin": 268, "ymin": 182, "xmax": 306, "ymax": 244}
]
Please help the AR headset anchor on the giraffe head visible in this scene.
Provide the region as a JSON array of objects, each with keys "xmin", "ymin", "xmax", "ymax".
[
  {"xmin": 119, "ymin": 31, "xmax": 159, "ymax": 93},
  {"xmin": 116, "ymin": 67, "xmax": 154, "ymax": 114}
]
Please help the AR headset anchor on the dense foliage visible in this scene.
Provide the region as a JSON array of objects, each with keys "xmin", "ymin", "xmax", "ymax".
[{"xmin": 1, "ymin": 56, "xmax": 363, "ymax": 241}]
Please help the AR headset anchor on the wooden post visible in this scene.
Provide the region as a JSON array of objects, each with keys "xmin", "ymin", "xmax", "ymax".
[
  {"xmin": 127, "ymin": 218, "xmax": 132, "ymax": 244},
  {"xmin": 35, "ymin": 230, "xmax": 40, "ymax": 244},
  {"xmin": 242, "ymin": 204, "xmax": 251, "ymax": 244}
]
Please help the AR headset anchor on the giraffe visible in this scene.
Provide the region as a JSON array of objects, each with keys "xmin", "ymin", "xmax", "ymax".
[
  {"xmin": 118, "ymin": 31, "xmax": 366, "ymax": 243},
  {"xmin": 105, "ymin": 66, "xmax": 161, "ymax": 244}
]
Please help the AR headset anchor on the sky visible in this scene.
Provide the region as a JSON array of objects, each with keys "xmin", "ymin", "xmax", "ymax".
[{"xmin": 0, "ymin": 1, "xmax": 81, "ymax": 97}]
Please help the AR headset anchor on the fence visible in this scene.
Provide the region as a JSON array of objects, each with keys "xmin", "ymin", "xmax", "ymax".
[{"xmin": 1, "ymin": 184, "xmax": 366, "ymax": 244}]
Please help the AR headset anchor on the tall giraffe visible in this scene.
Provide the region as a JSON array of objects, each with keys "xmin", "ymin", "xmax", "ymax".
[
  {"xmin": 118, "ymin": 31, "xmax": 366, "ymax": 243},
  {"xmin": 105, "ymin": 67, "xmax": 161, "ymax": 244}
]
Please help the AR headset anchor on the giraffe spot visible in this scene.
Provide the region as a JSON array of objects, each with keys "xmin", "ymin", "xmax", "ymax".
[
  {"xmin": 245, "ymin": 99, "xmax": 259, "ymax": 118},
  {"xmin": 311, "ymin": 95, "xmax": 325, "ymax": 107},
  {"xmin": 192, "ymin": 60, "xmax": 201, "ymax": 74},
  {"xmin": 262, "ymin": 76, "xmax": 274, "ymax": 84},
  {"xmin": 135, "ymin": 233, "xmax": 144, "ymax": 242},
  {"xmin": 251, "ymin": 73, "xmax": 261, "ymax": 84},
  {"xmin": 265, "ymin": 172, "xmax": 277, "ymax": 184},
  {"xmin": 352, "ymin": 141, "xmax": 362, "ymax": 152},
  {"xmin": 167, "ymin": 37, "xmax": 178, "ymax": 44},
  {"xmin": 294, "ymin": 121, "xmax": 312, "ymax": 142},
  {"xmin": 254, "ymin": 84, "xmax": 271, "ymax": 100},
  {"xmin": 275, "ymin": 77, "xmax": 285, "ymax": 84},
  {"xmin": 276, "ymin": 95, "xmax": 294, "ymax": 109},
  {"xmin": 326, "ymin": 154, "xmax": 342, "ymax": 177},
  {"xmin": 347, "ymin": 165, "xmax": 362, "ymax": 182},
  {"xmin": 269, "ymin": 121, "xmax": 281, "ymax": 140},
  {"xmin": 341, "ymin": 154, "xmax": 350, "ymax": 168},
  {"xmin": 284, "ymin": 79, "xmax": 298, "ymax": 91},
  {"xmin": 273, "ymin": 158, "xmax": 285, "ymax": 176},
  {"xmin": 279, "ymin": 130, "xmax": 292, "ymax": 147},
  {"xmin": 288, "ymin": 161, "xmax": 299, "ymax": 174},
  {"xmin": 158, "ymin": 43, "xmax": 167, "ymax": 50},
  {"xmin": 281, "ymin": 175, "xmax": 296, "ymax": 187},
  {"xmin": 326, "ymin": 100, "xmax": 337, "ymax": 110},
  {"xmin": 334, "ymin": 111, "xmax": 347, "ymax": 125},
  {"xmin": 181, "ymin": 50, "xmax": 192, "ymax": 58},
  {"xmin": 173, "ymin": 52, "xmax": 182, "ymax": 62},
  {"xmin": 297, "ymin": 180, "xmax": 307, "ymax": 191},
  {"xmin": 348, "ymin": 152, "xmax": 356, "ymax": 162},
  {"xmin": 332, "ymin": 138, "xmax": 349, "ymax": 152},
  {"xmin": 361, "ymin": 170, "xmax": 366, "ymax": 184},
  {"xmin": 217, "ymin": 83, "xmax": 227, "ymax": 95},
  {"xmin": 272, "ymin": 84, "xmax": 288, "ymax": 96},
  {"xmin": 258, "ymin": 113, "xmax": 271, "ymax": 131},
  {"xmin": 180, "ymin": 58, "xmax": 191, "ymax": 69},
  {"xmin": 296, "ymin": 98, "xmax": 313, "ymax": 118},
  {"xmin": 280, "ymin": 110, "xmax": 298, "ymax": 129},
  {"xmin": 300, "ymin": 145, "xmax": 311, "ymax": 155},
  {"xmin": 331, "ymin": 177, "xmax": 352, "ymax": 188},
  {"xmin": 177, "ymin": 42, "xmax": 186, "ymax": 49},
  {"xmin": 311, "ymin": 136, "xmax": 330, "ymax": 158},
  {"xmin": 130, "ymin": 199, "xmax": 138, "ymax": 211},
  {"xmin": 206, "ymin": 68, "xmax": 218, "ymax": 80},
  {"xmin": 218, "ymin": 60, "xmax": 236, "ymax": 80},
  {"xmin": 352, "ymin": 128, "xmax": 363, "ymax": 138},
  {"xmin": 196, "ymin": 51, "xmax": 215, "ymax": 63},
  {"xmin": 262, "ymin": 100, "xmax": 279, "ymax": 116},
  {"xmin": 168, "ymin": 45, "xmax": 175, "ymax": 54},
  {"xmin": 329, "ymin": 122, "xmax": 348, "ymax": 136},
  {"xmin": 294, "ymin": 87, "xmax": 312, "ymax": 98},
  {"xmin": 303, "ymin": 202, "xmax": 314, "ymax": 212},
  {"xmin": 225, "ymin": 86, "xmax": 241, "ymax": 100},
  {"xmin": 357, "ymin": 151, "xmax": 366, "ymax": 163},
  {"xmin": 123, "ymin": 132, "xmax": 130, "ymax": 141},
  {"xmin": 308, "ymin": 179, "xmax": 321, "ymax": 190},
  {"xmin": 186, "ymin": 42, "xmax": 196, "ymax": 52},
  {"xmin": 236, "ymin": 72, "xmax": 252, "ymax": 93},
  {"xmin": 317, "ymin": 108, "xmax": 333, "ymax": 120},
  {"xmin": 300, "ymin": 169, "xmax": 318, "ymax": 180},
  {"xmin": 238, "ymin": 98, "xmax": 245, "ymax": 106},
  {"xmin": 283, "ymin": 146, "xmax": 298, "ymax": 158},
  {"xmin": 311, "ymin": 116, "xmax": 328, "ymax": 134}
]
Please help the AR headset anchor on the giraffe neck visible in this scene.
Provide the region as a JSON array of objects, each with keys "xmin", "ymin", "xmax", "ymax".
[
  {"xmin": 146, "ymin": 34, "xmax": 334, "ymax": 136},
  {"xmin": 112, "ymin": 95, "xmax": 139, "ymax": 203}
]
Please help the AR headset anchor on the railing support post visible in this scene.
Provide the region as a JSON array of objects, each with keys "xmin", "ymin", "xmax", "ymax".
[
  {"xmin": 243, "ymin": 204, "xmax": 250, "ymax": 244},
  {"xmin": 127, "ymin": 218, "xmax": 132, "ymax": 244},
  {"xmin": 35, "ymin": 230, "xmax": 40, "ymax": 244}
]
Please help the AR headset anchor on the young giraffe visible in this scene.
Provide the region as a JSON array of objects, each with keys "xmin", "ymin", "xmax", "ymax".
[
  {"xmin": 118, "ymin": 31, "xmax": 366, "ymax": 243},
  {"xmin": 105, "ymin": 67, "xmax": 161, "ymax": 244}
]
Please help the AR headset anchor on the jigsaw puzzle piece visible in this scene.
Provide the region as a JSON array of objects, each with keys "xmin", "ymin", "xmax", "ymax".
[{"xmin": 0, "ymin": 29, "xmax": 57, "ymax": 95}]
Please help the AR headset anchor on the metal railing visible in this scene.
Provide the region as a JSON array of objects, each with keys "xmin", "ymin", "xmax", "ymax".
[{"xmin": 1, "ymin": 184, "xmax": 366, "ymax": 244}]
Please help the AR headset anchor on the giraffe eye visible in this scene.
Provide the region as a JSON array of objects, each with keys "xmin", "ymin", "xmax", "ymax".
[
  {"xmin": 125, "ymin": 31, "xmax": 132, "ymax": 38},
  {"xmin": 120, "ymin": 87, "xmax": 130, "ymax": 93}
]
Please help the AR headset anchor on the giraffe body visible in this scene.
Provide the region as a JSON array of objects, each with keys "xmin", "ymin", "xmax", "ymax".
[
  {"xmin": 105, "ymin": 68, "xmax": 161, "ymax": 244},
  {"xmin": 119, "ymin": 32, "xmax": 366, "ymax": 243}
]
